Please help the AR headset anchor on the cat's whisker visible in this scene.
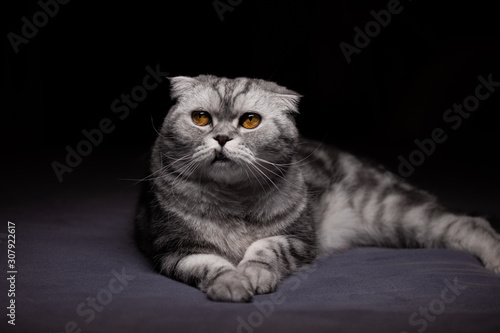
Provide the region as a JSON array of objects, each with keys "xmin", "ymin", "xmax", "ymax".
[
  {"xmin": 140, "ymin": 158, "xmax": 194, "ymax": 184},
  {"xmin": 170, "ymin": 160, "xmax": 199, "ymax": 184},
  {"xmin": 183, "ymin": 162, "xmax": 202, "ymax": 182},
  {"xmin": 162, "ymin": 152, "xmax": 194, "ymax": 165},
  {"xmin": 241, "ymin": 163, "xmax": 252, "ymax": 183},
  {"xmin": 255, "ymin": 155, "xmax": 312, "ymax": 168},
  {"xmin": 253, "ymin": 160, "xmax": 304, "ymax": 191},
  {"xmin": 248, "ymin": 162, "xmax": 282, "ymax": 194},
  {"xmin": 242, "ymin": 163, "xmax": 267, "ymax": 193},
  {"xmin": 126, "ymin": 164, "xmax": 172, "ymax": 185},
  {"xmin": 131, "ymin": 152, "xmax": 197, "ymax": 185},
  {"xmin": 168, "ymin": 160, "xmax": 202, "ymax": 205},
  {"xmin": 253, "ymin": 159, "xmax": 287, "ymax": 180},
  {"xmin": 150, "ymin": 114, "xmax": 167, "ymax": 139},
  {"xmin": 255, "ymin": 157, "xmax": 296, "ymax": 167},
  {"xmin": 255, "ymin": 141, "xmax": 325, "ymax": 168}
]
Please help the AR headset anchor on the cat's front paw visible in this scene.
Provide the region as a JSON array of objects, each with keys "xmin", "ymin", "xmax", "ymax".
[
  {"xmin": 238, "ymin": 262, "xmax": 279, "ymax": 294},
  {"xmin": 485, "ymin": 262, "xmax": 500, "ymax": 275},
  {"xmin": 206, "ymin": 270, "xmax": 254, "ymax": 303},
  {"xmin": 482, "ymin": 250, "xmax": 500, "ymax": 275}
]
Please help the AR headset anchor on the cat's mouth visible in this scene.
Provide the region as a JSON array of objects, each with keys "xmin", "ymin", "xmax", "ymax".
[{"xmin": 212, "ymin": 150, "xmax": 230, "ymax": 163}]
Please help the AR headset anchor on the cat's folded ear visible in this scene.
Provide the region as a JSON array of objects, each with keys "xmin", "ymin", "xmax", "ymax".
[
  {"xmin": 263, "ymin": 80, "xmax": 302, "ymax": 113},
  {"xmin": 275, "ymin": 91, "xmax": 302, "ymax": 114},
  {"xmin": 168, "ymin": 76, "xmax": 199, "ymax": 100}
]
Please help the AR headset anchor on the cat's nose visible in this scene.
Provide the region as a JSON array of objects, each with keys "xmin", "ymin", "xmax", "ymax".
[{"xmin": 214, "ymin": 135, "xmax": 232, "ymax": 147}]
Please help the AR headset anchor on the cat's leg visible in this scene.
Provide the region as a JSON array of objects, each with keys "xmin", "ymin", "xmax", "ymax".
[
  {"xmin": 422, "ymin": 212, "xmax": 500, "ymax": 273},
  {"xmin": 237, "ymin": 236, "xmax": 316, "ymax": 294},
  {"xmin": 369, "ymin": 184, "xmax": 500, "ymax": 273},
  {"xmin": 161, "ymin": 253, "xmax": 254, "ymax": 302},
  {"xmin": 320, "ymin": 170, "xmax": 500, "ymax": 274}
]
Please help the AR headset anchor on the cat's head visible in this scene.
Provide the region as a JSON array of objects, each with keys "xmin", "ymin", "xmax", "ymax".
[{"xmin": 156, "ymin": 75, "xmax": 301, "ymax": 186}]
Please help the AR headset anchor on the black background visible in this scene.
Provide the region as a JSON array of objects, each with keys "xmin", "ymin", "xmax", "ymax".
[{"xmin": 3, "ymin": 0, "xmax": 500, "ymax": 221}]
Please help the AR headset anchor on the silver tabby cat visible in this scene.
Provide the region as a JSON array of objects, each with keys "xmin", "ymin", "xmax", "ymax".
[{"xmin": 134, "ymin": 75, "xmax": 500, "ymax": 302}]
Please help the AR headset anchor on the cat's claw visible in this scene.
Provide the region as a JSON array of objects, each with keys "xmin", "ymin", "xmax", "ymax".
[
  {"xmin": 206, "ymin": 271, "xmax": 254, "ymax": 302},
  {"xmin": 239, "ymin": 262, "xmax": 279, "ymax": 294}
]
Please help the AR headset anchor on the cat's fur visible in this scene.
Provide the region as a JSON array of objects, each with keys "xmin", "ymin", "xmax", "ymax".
[{"xmin": 134, "ymin": 75, "xmax": 500, "ymax": 302}]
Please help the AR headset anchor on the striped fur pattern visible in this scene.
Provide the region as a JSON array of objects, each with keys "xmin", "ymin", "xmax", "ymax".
[{"xmin": 135, "ymin": 75, "xmax": 500, "ymax": 302}]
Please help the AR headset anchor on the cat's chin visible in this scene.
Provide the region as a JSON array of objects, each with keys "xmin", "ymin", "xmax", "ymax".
[{"xmin": 205, "ymin": 162, "xmax": 249, "ymax": 185}]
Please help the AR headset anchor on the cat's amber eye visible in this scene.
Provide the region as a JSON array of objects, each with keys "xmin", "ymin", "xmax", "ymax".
[
  {"xmin": 240, "ymin": 113, "xmax": 261, "ymax": 129},
  {"xmin": 192, "ymin": 111, "xmax": 212, "ymax": 126}
]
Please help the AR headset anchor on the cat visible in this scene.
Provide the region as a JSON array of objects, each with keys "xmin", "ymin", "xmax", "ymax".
[{"xmin": 134, "ymin": 75, "xmax": 500, "ymax": 302}]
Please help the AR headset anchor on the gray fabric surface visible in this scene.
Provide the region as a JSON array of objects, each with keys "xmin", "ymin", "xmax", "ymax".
[{"xmin": 2, "ymin": 153, "xmax": 500, "ymax": 333}]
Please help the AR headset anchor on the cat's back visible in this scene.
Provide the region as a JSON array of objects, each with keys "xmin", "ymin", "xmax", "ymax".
[
  {"xmin": 296, "ymin": 138, "xmax": 394, "ymax": 191},
  {"xmin": 296, "ymin": 139, "xmax": 347, "ymax": 192}
]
